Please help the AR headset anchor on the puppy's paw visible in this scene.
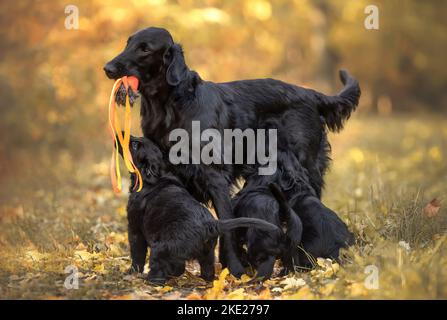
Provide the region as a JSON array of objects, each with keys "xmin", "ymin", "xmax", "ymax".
[
  {"xmin": 200, "ymin": 273, "xmax": 215, "ymax": 282},
  {"xmin": 228, "ymin": 261, "xmax": 245, "ymax": 279},
  {"xmin": 146, "ymin": 276, "xmax": 167, "ymax": 286}
]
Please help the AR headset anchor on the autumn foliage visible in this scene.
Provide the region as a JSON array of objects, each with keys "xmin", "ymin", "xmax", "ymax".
[{"xmin": 0, "ymin": 0, "xmax": 446, "ymax": 299}]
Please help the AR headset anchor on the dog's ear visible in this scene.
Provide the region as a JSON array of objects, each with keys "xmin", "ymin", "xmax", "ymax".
[{"xmin": 164, "ymin": 43, "xmax": 187, "ymax": 86}]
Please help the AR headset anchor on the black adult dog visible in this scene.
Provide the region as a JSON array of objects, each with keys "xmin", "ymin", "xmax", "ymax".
[
  {"xmin": 104, "ymin": 27, "xmax": 360, "ymax": 277},
  {"xmin": 121, "ymin": 135, "xmax": 281, "ymax": 284}
]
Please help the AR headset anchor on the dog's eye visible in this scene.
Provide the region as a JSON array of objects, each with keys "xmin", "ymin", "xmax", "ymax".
[
  {"xmin": 138, "ymin": 43, "xmax": 152, "ymax": 53},
  {"xmin": 131, "ymin": 141, "xmax": 139, "ymax": 151}
]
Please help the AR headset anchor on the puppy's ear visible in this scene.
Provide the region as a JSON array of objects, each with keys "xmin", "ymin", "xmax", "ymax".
[{"xmin": 164, "ymin": 43, "xmax": 187, "ymax": 86}]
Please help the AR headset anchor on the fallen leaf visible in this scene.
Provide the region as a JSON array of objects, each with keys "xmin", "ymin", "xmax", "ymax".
[
  {"xmin": 93, "ymin": 263, "xmax": 106, "ymax": 274},
  {"xmin": 258, "ymin": 287, "xmax": 271, "ymax": 300},
  {"xmin": 227, "ymin": 288, "xmax": 245, "ymax": 299},
  {"xmin": 349, "ymin": 282, "xmax": 368, "ymax": 297},
  {"xmin": 165, "ymin": 291, "xmax": 182, "ymax": 300},
  {"xmin": 74, "ymin": 250, "xmax": 95, "ymax": 261},
  {"xmin": 157, "ymin": 286, "xmax": 173, "ymax": 293},
  {"xmin": 285, "ymin": 286, "xmax": 314, "ymax": 299},
  {"xmin": 280, "ymin": 277, "xmax": 306, "ymax": 290},
  {"xmin": 240, "ymin": 274, "xmax": 252, "ymax": 283},
  {"xmin": 320, "ymin": 282, "xmax": 336, "ymax": 296},
  {"xmin": 204, "ymin": 268, "xmax": 229, "ymax": 299},
  {"xmin": 186, "ymin": 292, "xmax": 204, "ymax": 300},
  {"xmin": 423, "ymin": 198, "xmax": 441, "ymax": 217}
]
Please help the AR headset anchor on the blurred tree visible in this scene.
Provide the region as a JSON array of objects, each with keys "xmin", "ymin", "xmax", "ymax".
[{"xmin": 0, "ymin": 0, "xmax": 445, "ymax": 167}]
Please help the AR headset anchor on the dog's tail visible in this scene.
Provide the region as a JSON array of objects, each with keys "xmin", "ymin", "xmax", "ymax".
[
  {"xmin": 216, "ymin": 218, "xmax": 281, "ymax": 234},
  {"xmin": 316, "ymin": 69, "xmax": 361, "ymax": 132},
  {"xmin": 268, "ymin": 183, "xmax": 303, "ymax": 248}
]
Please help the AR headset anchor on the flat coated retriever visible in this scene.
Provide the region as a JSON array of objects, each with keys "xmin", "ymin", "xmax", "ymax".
[
  {"xmin": 104, "ymin": 26, "xmax": 360, "ymax": 277},
  {"xmin": 121, "ymin": 135, "xmax": 281, "ymax": 284},
  {"xmin": 233, "ymin": 148, "xmax": 353, "ymax": 274},
  {"xmin": 286, "ymin": 194, "xmax": 355, "ymax": 268},
  {"xmin": 232, "ymin": 182, "xmax": 303, "ymax": 280}
]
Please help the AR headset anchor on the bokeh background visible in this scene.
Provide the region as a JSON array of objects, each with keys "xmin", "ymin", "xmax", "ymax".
[{"xmin": 0, "ymin": 0, "xmax": 446, "ymax": 299}]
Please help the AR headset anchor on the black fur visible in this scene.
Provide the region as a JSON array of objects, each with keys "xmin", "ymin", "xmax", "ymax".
[
  {"xmin": 288, "ymin": 195, "xmax": 355, "ymax": 268},
  {"xmin": 104, "ymin": 27, "xmax": 360, "ymax": 276},
  {"xmin": 231, "ymin": 151, "xmax": 310, "ymax": 279},
  {"xmin": 121, "ymin": 135, "xmax": 281, "ymax": 284},
  {"xmin": 233, "ymin": 151, "xmax": 354, "ymax": 274}
]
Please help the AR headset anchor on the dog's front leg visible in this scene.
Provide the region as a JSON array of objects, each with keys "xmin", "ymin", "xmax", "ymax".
[
  {"xmin": 127, "ymin": 225, "xmax": 147, "ymax": 273},
  {"xmin": 209, "ymin": 183, "xmax": 245, "ymax": 278}
]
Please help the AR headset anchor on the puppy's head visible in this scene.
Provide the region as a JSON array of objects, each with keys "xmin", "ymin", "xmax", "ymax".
[
  {"xmin": 117, "ymin": 134, "xmax": 166, "ymax": 185},
  {"xmin": 247, "ymin": 230, "xmax": 281, "ymax": 268}
]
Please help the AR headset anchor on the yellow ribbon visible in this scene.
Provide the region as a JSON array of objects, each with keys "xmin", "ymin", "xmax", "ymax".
[{"xmin": 108, "ymin": 77, "xmax": 143, "ymax": 194}]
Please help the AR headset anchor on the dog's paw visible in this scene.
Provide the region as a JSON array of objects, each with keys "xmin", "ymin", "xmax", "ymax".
[
  {"xmin": 146, "ymin": 276, "xmax": 166, "ymax": 286},
  {"xmin": 200, "ymin": 273, "xmax": 215, "ymax": 282},
  {"xmin": 228, "ymin": 261, "xmax": 245, "ymax": 279},
  {"xmin": 126, "ymin": 265, "xmax": 143, "ymax": 274}
]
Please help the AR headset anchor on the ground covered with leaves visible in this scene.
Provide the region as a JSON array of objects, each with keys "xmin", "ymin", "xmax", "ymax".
[{"xmin": 0, "ymin": 115, "xmax": 446, "ymax": 299}]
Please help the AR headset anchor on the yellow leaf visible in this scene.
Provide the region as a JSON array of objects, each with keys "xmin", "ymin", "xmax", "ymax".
[
  {"xmin": 158, "ymin": 286, "xmax": 173, "ymax": 293},
  {"xmin": 320, "ymin": 283, "xmax": 336, "ymax": 296},
  {"xmin": 93, "ymin": 263, "xmax": 106, "ymax": 274},
  {"xmin": 227, "ymin": 288, "xmax": 245, "ymax": 300},
  {"xmin": 75, "ymin": 243, "xmax": 87, "ymax": 250},
  {"xmin": 285, "ymin": 286, "xmax": 315, "ymax": 300},
  {"xmin": 258, "ymin": 287, "xmax": 271, "ymax": 300},
  {"xmin": 24, "ymin": 250, "xmax": 46, "ymax": 262},
  {"xmin": 349, "ymin": 282, "xmax": 368, "ymax": 297},
  {"xmin": 186, "ymin": 292, "xmax": 204, "ymax": 300},
  {"xmin": 205, "ymin": 268, "xmax": 229, "ymax": 299},
  {"xmin": 280, "ymin": 277, "xmax": 306, "ymax": 290},
  {"xmin": 240, "ymin": 274, "xmax": 252, "ymax": 283},
  {"xmin": 74, "ymin": 250, "xmax": 94, "ymax": 261}
]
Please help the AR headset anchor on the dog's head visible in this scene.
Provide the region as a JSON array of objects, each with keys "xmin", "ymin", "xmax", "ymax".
[
  {"xmin": 117, "ymin": 134, "xmax": 166, "ymax": 186},
  {"xmin": 104, "ymin": 27, "xmax": 189, "ymax": 91}
]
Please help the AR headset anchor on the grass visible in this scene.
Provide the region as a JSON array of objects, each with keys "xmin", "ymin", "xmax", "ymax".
[{"xmin": 0, "ymin": 114, "xmax": 446, "ymax": 299}]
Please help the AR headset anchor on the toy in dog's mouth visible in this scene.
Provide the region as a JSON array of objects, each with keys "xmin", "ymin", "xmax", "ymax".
[
  {"xmin": 115, "ymin": 76, "xmax": 139, "ymax": 106},
  {"xmin": 108, "ymin": 76, "xmax": 143, "ymax": 194}
]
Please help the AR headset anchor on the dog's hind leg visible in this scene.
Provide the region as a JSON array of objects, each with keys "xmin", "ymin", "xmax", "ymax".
[
  {"xmin": 198, "ymin": 239, "xmax": 217, "ymax": 282},
  {"xmin": 127, "ymin": 225, "xmax": 147, "ymax": 273}
]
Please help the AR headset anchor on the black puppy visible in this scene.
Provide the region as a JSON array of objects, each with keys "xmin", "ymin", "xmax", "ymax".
[
  {"xmin": 234, "ymin": 147, "xmax": 353, "ymax": 272},
  {"xmin": 121, "ymin": 135, "xmax": 281, "ymax": 284},
  {"xmin": 273, "ymin": 187, "xmax": 355, "ymax": 268},
  {"xmin": 232, "ymin": 181, "xmax": 303, "ymax": 280},
  {"xmin": 104, "ymin": 26, "xmax": 360, "ymax": 277}
]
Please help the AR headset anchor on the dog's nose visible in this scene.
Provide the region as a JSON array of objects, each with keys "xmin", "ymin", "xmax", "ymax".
[{"xmin": 103, "ymin": 63, "xmax": 118, "ymax": 79}]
